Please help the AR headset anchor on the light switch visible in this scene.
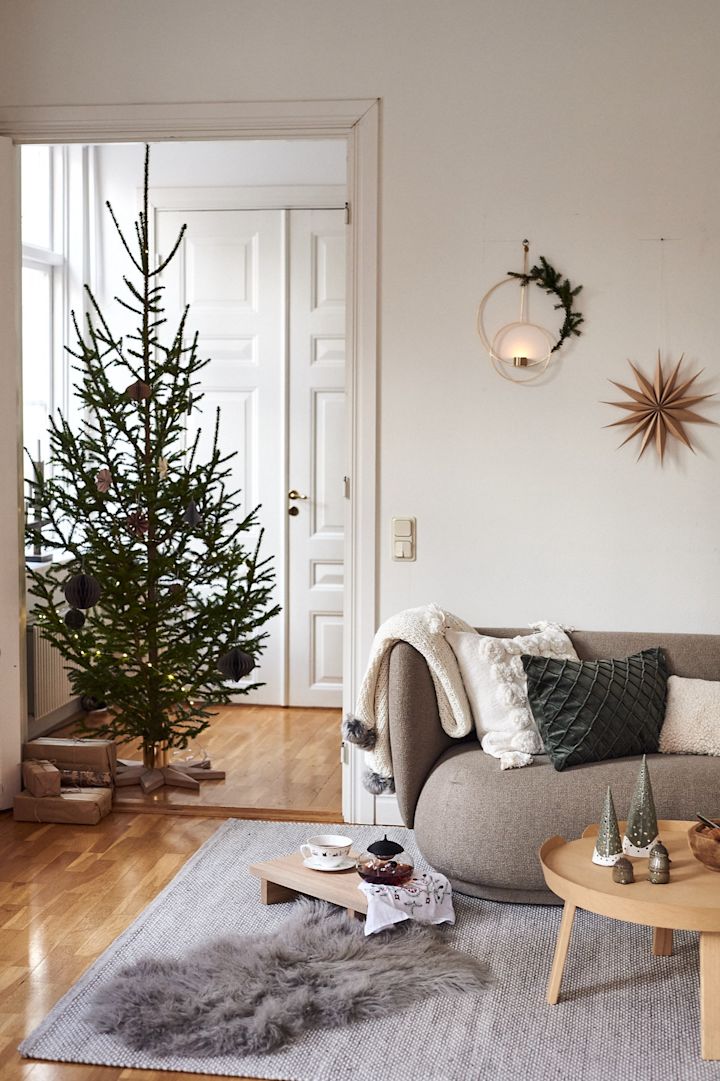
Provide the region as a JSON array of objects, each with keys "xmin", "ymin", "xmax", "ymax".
[{"xmin": 392, "ymin": 517, "xmax": 416, "ymax": 561}]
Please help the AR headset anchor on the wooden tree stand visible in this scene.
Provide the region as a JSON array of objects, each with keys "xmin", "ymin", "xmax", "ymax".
[{"xmin": 115, "ymin": 756, "xmax": 226, "ymax": 794}]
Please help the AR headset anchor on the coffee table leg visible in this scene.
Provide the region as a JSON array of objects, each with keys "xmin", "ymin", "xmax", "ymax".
[
  {"xmin": 652, "ymin": 927, "xmax": 673, "ymax": 956},
  {"xmin": 547, "ymin": 902, "xmax": 576, "ymax": 1005},
  {"xmin": 260, "ymin": 878, "xmax": 298, "ymax": 905},
  {"xmin": 700, "ymin": 932, "xmax": 720, "ymax": 1060}
]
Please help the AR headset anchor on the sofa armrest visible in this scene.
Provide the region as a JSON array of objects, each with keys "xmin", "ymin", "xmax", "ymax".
[{"xmin": 388, "ymin": 641, "xmax": 456, "ymax": 827}]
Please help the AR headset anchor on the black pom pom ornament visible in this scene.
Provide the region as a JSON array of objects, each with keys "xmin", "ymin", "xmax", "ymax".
[
  {"xmin": 218, "ymin": 648, "xmax": 255, "ymax": 682},
  {"xmin": 64, "ymin": 608, "xmax": 86, "ymax": 630},
  {"xmin": 80, "ymin": 694, "xmax": 107, "ymax": 713},
  {"xmin": 64, "ymin": 573, "xmax": 102, "ymax": 609}
]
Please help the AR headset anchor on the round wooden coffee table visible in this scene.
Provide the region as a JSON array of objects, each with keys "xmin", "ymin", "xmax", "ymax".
[{"xmin": 540, "ymin": 820, "xmax": 720, "ymax": 1060}]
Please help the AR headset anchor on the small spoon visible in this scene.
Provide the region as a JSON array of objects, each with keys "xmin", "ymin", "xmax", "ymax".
[{"xmin": 696, "ymin": 813, "xmax": 720, "ymax": 831}]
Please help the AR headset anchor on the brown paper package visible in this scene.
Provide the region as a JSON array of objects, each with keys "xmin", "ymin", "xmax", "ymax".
[
  {"xmin": 13, "ymin": 787, "xmax": 112, "ymax": 825},
  {"xmin": 23, "ymin": 737, "xmax": 117, "ymax": 779},
  {"xmin": 21, "ymin": 759, "xmax": 61, "ymax": 798}
]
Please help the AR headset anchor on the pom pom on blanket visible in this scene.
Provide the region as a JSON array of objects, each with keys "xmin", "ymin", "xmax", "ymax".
[
  {"xmin": 342, "ymin": 715, "xmax": 377, "ymax": 751},
  {"xmin": 363, "ymin": 769, "xmax": 396, "ymax": 795}
]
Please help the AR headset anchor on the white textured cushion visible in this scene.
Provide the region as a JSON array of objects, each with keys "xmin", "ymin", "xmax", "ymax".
[
  {"xmin": 659, "ymin": 675, "xmax": 720, "ymax": 756},
  {"xmin": 446, "ymin": 623, "xmax": 578, "ymax": 769}
]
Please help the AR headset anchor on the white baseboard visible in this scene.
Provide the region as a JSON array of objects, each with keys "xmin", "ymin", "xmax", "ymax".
[{"xmin": 374, "ymin": 792, "xmax": 405, "ymax": 826}]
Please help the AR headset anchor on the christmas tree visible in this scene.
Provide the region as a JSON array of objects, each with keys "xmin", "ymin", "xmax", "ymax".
[
  {"xmin": 623, "ymin": 755, "xmax": 659, "ymax": 857},
  {"xmin": 592, "ymin": 786, "xmax": 623, "ymax": 866},
  {"xmin": 26, "ymin": 146, "xmax": 280, "ymax": 776}
]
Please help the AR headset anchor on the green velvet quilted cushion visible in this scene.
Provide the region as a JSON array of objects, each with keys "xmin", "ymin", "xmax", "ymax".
[{"xmin": 521, "ymin": 648, "xmax": 668, "ymax": 772}]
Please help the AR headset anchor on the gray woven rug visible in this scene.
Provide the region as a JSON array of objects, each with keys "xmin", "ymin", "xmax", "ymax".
[{"xmin": 19, "ymin": 819, "xmax": 720, "ymax": 1080}]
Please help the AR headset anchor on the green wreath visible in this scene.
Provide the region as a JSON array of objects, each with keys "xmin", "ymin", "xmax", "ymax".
[{"xmin": 508, "ymin": 256, "xmax": 584, "ymax": 353}]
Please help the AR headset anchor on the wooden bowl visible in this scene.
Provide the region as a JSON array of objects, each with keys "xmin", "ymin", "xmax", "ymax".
[{"xmin": 688, "ymin": 824, "xmax": 720, "ymax": 872}]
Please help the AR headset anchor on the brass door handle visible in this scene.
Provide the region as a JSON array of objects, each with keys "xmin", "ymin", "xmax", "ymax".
[{"xmin": 288, "ymin": 489, "xmax": 307, "ymax": 501}]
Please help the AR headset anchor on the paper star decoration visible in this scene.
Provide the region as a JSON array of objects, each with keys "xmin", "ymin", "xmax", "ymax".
[{"xmin": 604, "ymin": 352, "xmax": 715, "ymax": 462}]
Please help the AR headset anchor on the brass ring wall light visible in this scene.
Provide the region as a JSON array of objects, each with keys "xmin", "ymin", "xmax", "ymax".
[{"xmin": 477, "ymin": 241, "xmax": 558, "ymax": 385}]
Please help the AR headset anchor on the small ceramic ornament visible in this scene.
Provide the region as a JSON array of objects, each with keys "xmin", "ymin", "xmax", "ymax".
[
  {"xmin": 623, "ymin": 755, "xmax": 659, "ymax": 857},
  {"xmin": 647, "ymin": 840, "xmax": 670, "ymax": 884},
  {"xmin": 592, "ymin": 786, "xmax": 623, "ymax": 866},
  {"xmin": 612, "ymin": 856, "xmax": 635, "ymax": 884},
  {"xmin": 158, "ymin": 456, "xmax": 169, "ymax": 479},
  {"xmin": 125, "ymin": 379, "xmax": 152, "ymax": 402},
  {"xmin": 95, "ymin": 467, "xmax": 112, "ymax": 493}
]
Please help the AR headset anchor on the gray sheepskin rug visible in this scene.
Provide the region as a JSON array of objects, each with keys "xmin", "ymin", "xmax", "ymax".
[{"xmin": 87, "ymin": 899, "xmax": 492, "ymax": 1056}]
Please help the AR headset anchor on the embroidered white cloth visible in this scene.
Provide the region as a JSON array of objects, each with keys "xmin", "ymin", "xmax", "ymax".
[
  {"xmin": 356, "ymin": 604, "xmax": 476, "ymax": 785},
  {"xmin": 358, "ymin": 872, "xmax": 455, "ymax": 936}
]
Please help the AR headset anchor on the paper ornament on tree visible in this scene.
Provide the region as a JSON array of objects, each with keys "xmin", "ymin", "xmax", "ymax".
[
  {"xmin": 95, "ymin": 467, "xmax": 112, "ymax": 493},
  {"xmin": 126, "ymin": 510, "xmax": 149, "ymax": 537},
  {"xmin": 183, "ymin": 499, "xmax": 202, "ymax": 527},
  {"xmin": 218, "ymin": 647, "xmax": 256, "ymax": 681},
  {"xmin": 125, "ymin": 379, "xmax": 152, "ymax": 402},
  {"xmin": 592, "ymin": 786, "xmax": 623, "ymax": 865},
  {"xmin": 64, "ymin": 573, "xmax": 102, "ymax": 609},
  {"xmin": 623, "ymin": 755, "xmax": 659, "ymax": 857},
  {"xmin": 158, "ymin": 456, "xmax": 169, "ymax": 478}
]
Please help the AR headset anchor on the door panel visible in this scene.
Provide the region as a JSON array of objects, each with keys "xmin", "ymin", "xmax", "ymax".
[
  {"xmin": 157, "ymin": 209, "xmax": 285, "ymax": 704},
  {"xmin": 157, "ymin": 202, "xmax": 346, "ymax": 708},
  {"xmin": 288, "ymin": 210, "xmax": 346, "ymax": 707}
]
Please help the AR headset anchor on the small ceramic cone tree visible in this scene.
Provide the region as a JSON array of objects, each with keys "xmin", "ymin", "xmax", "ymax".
[
  {"xmin": 623, "ymin": 755, "xmax": 659, "ymax": 857},
  {"xmin": 592, "ymin": 786, "xmax": 623, "ymax": 866}
]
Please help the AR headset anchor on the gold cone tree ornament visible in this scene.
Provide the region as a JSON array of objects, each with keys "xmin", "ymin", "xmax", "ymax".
[
  {"xmin": 623, "ymin": 755, "xmax": 659, "ymax": 858},
  {"xmin": 604, "ymin": 352, "xmax": 715, "ymax": 463},
  {"xmin": 592, "ymin": 786, "xmax": 623, "ymax": 866}
]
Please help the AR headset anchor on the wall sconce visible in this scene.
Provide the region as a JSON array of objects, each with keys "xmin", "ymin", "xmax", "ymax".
[{"xmin": 476, "ymin": 241, "xmax": 584, "ymax": 385}]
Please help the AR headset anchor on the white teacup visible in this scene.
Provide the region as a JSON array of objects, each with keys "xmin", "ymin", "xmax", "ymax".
[{"xmin": 301, "ymin": 834, "xmax": 353, "ymax": 867}]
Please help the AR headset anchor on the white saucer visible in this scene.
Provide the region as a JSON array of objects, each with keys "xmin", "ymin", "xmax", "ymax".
[{"xmin": 302, "ymin": 855, "xmax": 356, "ymax": 872}]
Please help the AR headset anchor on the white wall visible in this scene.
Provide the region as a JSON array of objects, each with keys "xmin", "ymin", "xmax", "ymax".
[{"xmin": 3, "ymin": 0, "xmax": 720, "ymax": 633}]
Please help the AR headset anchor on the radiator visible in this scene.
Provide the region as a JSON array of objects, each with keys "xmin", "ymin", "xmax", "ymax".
[{"xmin": 26, "ymin": 624, "xmax": 76, "ymax": 721}]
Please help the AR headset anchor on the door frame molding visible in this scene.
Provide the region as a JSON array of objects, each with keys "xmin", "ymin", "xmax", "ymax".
[{"xmin": 0, "ymin": 98, "xmax": 379, "ymax": 824}]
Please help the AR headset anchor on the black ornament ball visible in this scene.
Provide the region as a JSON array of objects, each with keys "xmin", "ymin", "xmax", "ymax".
[
  {"xmin": 218, "ymin": 648, "xmax": 255, "ymax": 682},
  {"xmin": 64, "ymin": 608, "xmax": 86, "ymax": 630},
  {"xmin": 64, "ymin": 573, "xmax": 102, "ymax": 609},
  {"xmin": 80, "ymin": 694, "xmax": 107, "ymax": 713}
]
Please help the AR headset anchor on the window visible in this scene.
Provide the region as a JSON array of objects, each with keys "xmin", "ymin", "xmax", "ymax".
[
  {"xmin": 21, "ymin": 145, "xmax": 64, "ymax": 465},
  {"xmin": 21, "ymin": 146, "xmax": 97, "ymax": 561}
]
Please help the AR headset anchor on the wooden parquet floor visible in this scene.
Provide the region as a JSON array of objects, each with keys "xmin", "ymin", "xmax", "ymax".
[
  {"xmin": 2, "ymin": 706, "xmax": 344, "ymax": 1077},
  {"xmin": 60, "ymin": 704, "xmax": 343, "ymax": 821},
  {"xmin": 0, "ymin": 811, "xmax": 259, "ymax": 1080}
]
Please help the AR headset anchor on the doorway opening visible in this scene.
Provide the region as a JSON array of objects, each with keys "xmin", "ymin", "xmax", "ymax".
[{"xmin": 20, "ymin": 138, "xmax": 347, "ymax": 820}]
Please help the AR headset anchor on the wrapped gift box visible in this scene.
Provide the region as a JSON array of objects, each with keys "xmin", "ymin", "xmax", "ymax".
[
  {"xmin": 21, "ymin": 759, "xmax": 61, "ymax": 798},
  {"xmin": 13, "ymin": 787, "xmax": 112, "ymax": 825},
  {"xmin": 22, "ymin": 737, "xmax": 117, "ymax": 784}
]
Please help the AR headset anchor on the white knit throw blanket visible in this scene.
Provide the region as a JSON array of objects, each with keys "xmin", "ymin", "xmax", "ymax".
[{"xmin": 353, "ymin": 604, "xmax": 476, "ymax": 787}]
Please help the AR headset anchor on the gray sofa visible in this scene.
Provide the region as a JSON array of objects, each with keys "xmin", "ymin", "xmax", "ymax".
[{"xmin": 388, "ymin": 628, "xmax": 720, "ymax": 904}]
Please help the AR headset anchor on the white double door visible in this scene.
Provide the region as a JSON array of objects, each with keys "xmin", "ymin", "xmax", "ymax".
[{"xmin": 157, "ymin": 203, "xmax": 346, "ymax": 707}]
